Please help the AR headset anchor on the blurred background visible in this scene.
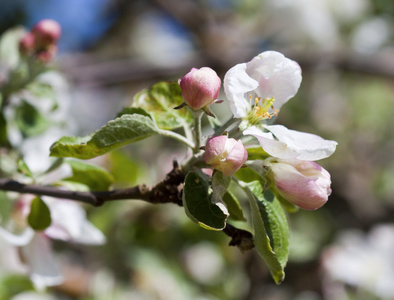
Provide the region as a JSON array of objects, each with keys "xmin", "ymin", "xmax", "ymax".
[{"xmin": 1, "ymin": 0, "xmax": 394, "ymax": 299}]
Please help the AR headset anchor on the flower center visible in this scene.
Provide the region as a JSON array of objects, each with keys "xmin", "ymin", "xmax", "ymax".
[
  {"xmin": 252, "ymin": 95, "xmax": 278, "ymax": 119},
  {"xmin": 242, "ymin": 95, "xmax": 279, "ymax": 129}
]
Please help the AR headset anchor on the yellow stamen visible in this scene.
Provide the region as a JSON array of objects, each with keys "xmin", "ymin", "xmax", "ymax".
[{"xmin": 245, "ymin": 96, "xmax": 279, "ymax": 126}]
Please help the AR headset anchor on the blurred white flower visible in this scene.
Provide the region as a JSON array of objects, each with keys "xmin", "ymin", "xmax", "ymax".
[
  {"xmin": 0, "ymin": 194, "xmax": 106, "ymax": 290},
  {"xmin": 351, "ymin": 17, "xmax": 393, "ymax": 54},
  {"xmin": 322, "ymin": 224, "xmax": 394, "ymax": 299}
]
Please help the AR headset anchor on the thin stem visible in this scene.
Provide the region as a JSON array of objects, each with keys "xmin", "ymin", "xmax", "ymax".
[
  {"xmin": 158, "ymin": 129, "xmax": 195, "ymax": 149},
  {"xmin": 193, "ymin": 110, "xmax": 204, "ymax": 153},
  {"xmin": 213, "ymin": 117, "xmax": 241, "ymax": 137}
]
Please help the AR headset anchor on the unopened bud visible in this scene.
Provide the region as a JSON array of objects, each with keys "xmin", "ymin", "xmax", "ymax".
[
  {"xmin": 268, "ymin": 158, "xmax": 332, "ymax": 210},
  {"xmin": 205, "ymin": 135, "xmax": 248, "ymax": 176},
  {"xmin": 32, "ymin": 19, "xmax": 61, "ymax": 49},
  {"xmin": 180, "ymin": 67, "xmax": 221, "ymax": 110},
  {"xmin": 19, "ymin": 33, "xmax": 35, "ymax": 56},
  {"xmin": 36, "ymin": 45, "xmax": 58, "ymax": 63}
]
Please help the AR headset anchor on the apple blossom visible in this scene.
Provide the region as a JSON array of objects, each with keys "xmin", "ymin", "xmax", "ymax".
[
  {"xmin": 205, "ymin": 135, "xmax": 248, "ymax": 176},
  {"xmin": 223, "ymin": 51, "xmax": 337, "ymax": 160},
  {"xmin": 224, "ymin": 51, "xmax": 302, "ymax": 125},
  {"xmin": 267, "ymin": 158, "xmax": 332, "ymax": 210},
  {"xmin": 180, "ymin": 67, "xmax": 221, "ymax": 110}
]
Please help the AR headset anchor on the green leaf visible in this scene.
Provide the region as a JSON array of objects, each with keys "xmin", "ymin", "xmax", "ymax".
[
  {"xmin": 0, "ymin": 192, "xmax": 13, "ymax": 225},
  {"xmin": 234, "ymin": 160, "xmax": 268, "ymax": 184},
  {"xmin": 16, "ymin": 159, "xmax": 33, "ymax": 178},
  {"xmin": 50, "ymin": 113, "xmax": 158, "ymax": 159},
  {"xmin": 0, "ymin": 274, "xmax": 34, "ymax": 300},
  {"xmin": 27, "ymin": 196, "xmax": 51, "ymax": 231},
  {"xmin": 15, "ymin": 100, "xmax": 50, "ymax": 137},
  {"xmin": 246, "ymin": 146, "xmax": 270, "ymax": 160},
  {"xmin": 63, "ymin": 160, "xmax": 114, "ymax": 191},
  {"xmin": 222, "ymin": 190, "xmax": 245, "ymax": 221},
  {"xmin": 132, "ymin": 81, "xmax": 193, "ymax": 130},
  {"xmin": 183, "ymin": 171, "xmax": 228, "ymax": 231},
  {"xmin": 0, "ymin": 27, "xmax": 24, "ymax": 69},
  {"xmin": 242, "ymin": 181, "xmax": 289, "ymax": 284}
]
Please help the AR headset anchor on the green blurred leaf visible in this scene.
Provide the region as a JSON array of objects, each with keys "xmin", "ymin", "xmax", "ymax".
[
  {"xmin": 15, "ymin": 100, "xmax": 50, "ymax": 137},
  {"xmin": 132, "ymin": 81, "xmax": 193, "ymax": 130},
  {"xmin": 27, "ymin": 196, "xmax": 51, "ymax": 231},
  {"xmin": 0, "ymin": 109, "xmax": 10, "ymax": 147},
  {"xmin": 242, "ymin": 181, "xmax": 289, "ymax": 284},
  {"xmin": 183, "ymin": 171, "xmax": 228, "ymax": 231},
  {"xmin": 108, "ymin": 150, "xmax": 142, "ymax": 187},
  {"xmin": 0, "ymin": 27, "xmax": 24, "ymax": 69},
  {"xmin": 63, "ymin": 160, "xmax": 114, "ymax": 191},
  {"xmin": 16, "ymin": 159, "xmax": 33, "ymax": 178},
  {"xmin": 50, "ymin": 113, "xmax": 158, "ymax": 159},
  {"xmin": 246, "ymin": 146, "xmax": 270, "ymax": 160},
  {"xmin": 0, "ymin": 274, "xmax": 34, "ymax": 300},
  {"xmin": 0, "ymin": 192, "xmax": 13, "ymax": 225},
  {"xmin": 234, "ymin": 160, "xmax": 268, "ymax": 184}
]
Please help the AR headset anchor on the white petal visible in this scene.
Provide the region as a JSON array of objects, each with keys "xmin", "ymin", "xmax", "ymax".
[
  {"xmin": 265, "ymin": 125, "xmax": 337, "ymax": 160},
  {"xmin": 244, "ymin": 126, "xmax": 300, "ymax": 159},
  {"xmin": 224, "ymin": 62, "xmax": 258, "ymax": 118},
  {"xmin": 0, "ymin": 227, "xmax": 34, "ymax": 246},
  {"xmin": 244, "ymin": 125, "xmax": 337, "ymax": 161},
  {"xmin": 246, "ymin": 51, "xmax": 302, "ymax": 110},
  {"xmin": 44, "ymin": 198, "xmax": 106, "ymax": 245},
  {"xmin": 20, "ymin": 233, "xmax": 63, "ymax": 290}
]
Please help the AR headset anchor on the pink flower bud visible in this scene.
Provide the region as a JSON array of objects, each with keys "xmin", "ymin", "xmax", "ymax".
[
  {"xmin": 19, "ymin": 33, "xmax": 35, "ymax": 55},
  {"xmin": 205, "ymin": 135, "xmax": 248, "ymax": 176},
  {"xmin": 268, "ymin": 158, "xmax": 332, "ymax": 210},
  {"xmin": 32, "ymin": 19, "xmax": 61, "ymax": 49},
  {"xmin": 36, "ymin": 45, "xmax": 58, "ymax": 63},
  {"xmin": 180, "ymin": 67, "xmax": 221, "ymax": 110}
]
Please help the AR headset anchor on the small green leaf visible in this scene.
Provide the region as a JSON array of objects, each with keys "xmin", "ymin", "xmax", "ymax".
[
  {"xmin": 63, "ymin": 160, "xmax": 114, "ymax": 191},
  {"xmin": 222, "ymin": 191, "xmax": 245, "ymax": 221},
  {"xmin": 0, "ymin": 274, "xmax": 34, "ymax": 300},
  {"xmin": 27, "ymin": 196, "xmax": 51, "ymax": 231},
  {"xmin": 132, "ymin": 81, "xmax": 193, "ymax": 130},
  {"xmin": 246, "ymin": 146, "xmax": 270, "ymax": 160},
  {"xmin": 183, "ymin": 171, "xmax": 228, "ymax": 231},
  {"xmin": 0, "ymin": 27, "xmax": 24, "ymax": 69},
  {"xmin": 16, "ymin": 159, "xmax": 33, "ymax": 178},
  {"xmin": 50, "ymin": 112, "xmax": 158, "ymax": 159},
  {"xmin": 242, "ymin": 181, "xmax": 289, "ymax": 284},
  {"xmin": 15, "ymin": 100, "xmax": 50, "ymax": 137},
  {"xmin": 234, "ymin": 160, "xmax": 268, "ymax": 185}
]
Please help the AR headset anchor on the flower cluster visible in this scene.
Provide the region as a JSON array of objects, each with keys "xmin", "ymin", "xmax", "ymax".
[
  {"xmin": 179, "ymin": 50, "xmax": 337, "ymax": 210},
  {"xmin": 19, "ymin": 19, "xmax": 61, "ymax": 63}
]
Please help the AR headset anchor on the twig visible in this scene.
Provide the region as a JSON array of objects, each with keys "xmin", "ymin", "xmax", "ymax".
[{"xmin": 0, "ymin": 162, "xmax": 255, "ymax": 250}]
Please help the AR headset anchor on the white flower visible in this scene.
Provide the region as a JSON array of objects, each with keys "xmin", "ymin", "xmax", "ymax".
[
  {"xmin": 224, "ymin": 51, "xmax": 302, "ymax": 123},
  {"xmin": 244, "ymin": 125, "xmax": 337, "ymax": 161},
  {"xmin": 224, "ymin": 51, "xmax": 337, "ymax": 160},
  {"xmin": 0, "ymin": 194, "xmax": 106, "ymax": 290}
]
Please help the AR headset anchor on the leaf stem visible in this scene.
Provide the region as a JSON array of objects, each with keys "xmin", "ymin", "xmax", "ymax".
[{"xmin": 158, "ymin": 129, "xmax": 195, "ymax": 149}]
